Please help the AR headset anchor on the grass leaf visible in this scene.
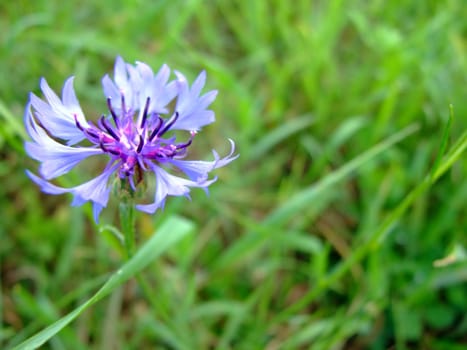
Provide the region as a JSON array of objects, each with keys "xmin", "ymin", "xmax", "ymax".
[{"xmin": 13, "ymin": 216, "xmax": 194, "ymax": 350}]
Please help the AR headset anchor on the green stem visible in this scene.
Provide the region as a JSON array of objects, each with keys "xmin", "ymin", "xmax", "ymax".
[
  {"xmin": 118, "ymin": 191, "xmax": 171, "ymax": 321},
  {"xmin": 119, "ymin": 199, "xmax": 136, "ymax": 259}
]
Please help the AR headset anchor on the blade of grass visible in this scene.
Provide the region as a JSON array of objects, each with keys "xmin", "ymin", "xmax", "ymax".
[
  {"xmin": 274, "ymin": 124, "xmax": 467, "ymax": 323},
  {"xmin": 0, "ymin": 100, "xmax": 27, "ymax": 153},
  {"xmin": 430, "ymin": 104, "xmax": 454, "ymax": 181},
  {"xmin": 247, "ymin": 114, "xmax": 315, "ymax": 162},
  {"xmin": 12, "ymin": 215, "xmax": 194, "ymax": 350},
  {"xmin": 213, "ymin": 124, "xmax": 420, "ymax": 272},
  {"xmin": 432, "ymin": 129, "xmax": 467, "ymax": 181},
  {"xmin": 266, "ymin": 123, "xmax": 420, "ymax": 226}
]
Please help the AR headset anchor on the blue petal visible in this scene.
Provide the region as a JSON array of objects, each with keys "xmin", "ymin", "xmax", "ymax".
[
  {"xmin": 92, "ymin": 203, "xmax": 105, "ymax": 223},
  {"xmin": 135, "ymin": 61, "xmax": 154, "ymax": 82},
  {"xmin": 27, "ymin": 163, "xmax": 118, "ymax": 221},
  {"xmin": 40, "ymin": 78, "xmax": 65, "ymax": 112},
  {"xmin": 25, "ymin": 108, "xmax": 102, "ymax": 179},
  {"xmin": 70, "ymin": 164, "xmax": 118, "ymax": 208},
  {"xmin": 169, "ymin": 139, "xmax": 238, "ymax": 182},
  {"xmin": 113, "ymin": 56, "xmax": 128, "ymax": 89},
  {"xmin": 33, "ymin": 78, "xmax": 88, "ymax": 145},
  {"xmin": 61, "ymin": 77, "xmax": 89, "ymax": 128},
  {"xmin": 172, "ymin": 70, "xmax": 217, "ymax": 131},
  {"xmin": 26, "ymin": 170, "xmax": 70, "ymax": 195},
  {"xmin": 135, "ymin": 164, "xmax": 215, "ymax": 214},
  {"xmin": 102, "ymin": 74, "xmax": 120, "ymax": 102},
  {"xmin": 135, "ymin": 62, "xmax": 177, "ymax": 124},
  {"xmin": 102, "ymin": 57, "xmax": 138, "ymax": 113},
  {"xmin": 26, "ymin": 141, "xmax": 102, "ymax": 180}
]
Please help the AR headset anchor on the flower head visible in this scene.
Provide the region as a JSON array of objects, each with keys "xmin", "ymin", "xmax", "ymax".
[{"xmin": 25, "ymin": 56, "xmax": 237, "ymax": 221}]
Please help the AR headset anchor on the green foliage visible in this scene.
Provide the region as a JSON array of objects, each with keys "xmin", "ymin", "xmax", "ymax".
[
  {"xmin": 1, "ymin": 1, "xmax": 466, "ymax": 349},
  {"xmin": 12, "ymin": 216, "xmax": 193, "ymax": 350}
]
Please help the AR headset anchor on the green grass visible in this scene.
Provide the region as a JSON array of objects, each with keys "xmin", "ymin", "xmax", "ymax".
[{"xmin": 1, "ymin": 1, "xmax": 466, "ymax": 349}]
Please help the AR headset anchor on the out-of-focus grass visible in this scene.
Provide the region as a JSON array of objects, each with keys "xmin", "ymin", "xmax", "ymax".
[{"xmin": 1, "ymin": 1, "xmax": 466, "ymax": 349}]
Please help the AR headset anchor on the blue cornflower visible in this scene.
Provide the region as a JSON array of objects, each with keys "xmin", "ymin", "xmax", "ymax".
[{"xmin": 25, "ymin": 56, "xmax": 237, "ymax": 221}]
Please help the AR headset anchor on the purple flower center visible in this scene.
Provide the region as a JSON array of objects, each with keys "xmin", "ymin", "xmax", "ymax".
[{"xmin": 74, "ymin": 94, "xmax": 195, "ymax": 186}]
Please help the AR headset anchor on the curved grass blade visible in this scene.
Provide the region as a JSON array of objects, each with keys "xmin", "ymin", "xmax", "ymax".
[
  {"xmin": 213, "ymin": 124, "xmax": 420, "ymax": 272},
  {"xmin": 267, "ymin": 123, "xmax": 420, "ymax": 226},
  {"xmin": 275, "ymin": 123, "xmax": 467, "ymax": 323},
  {"xmin": 247, "ymin": 114, "xmax": 315, "ymax": 162},
  {"xmin": 0, "ymin": 99, "xmax": 27, "ymax": 153},
  {"xmin": 430, "ymin": 104, "xmax": 453, "ymax": 181},
  {"xmin": 13, "ymin": 216, "xmax": 194, "ymax": 350}
]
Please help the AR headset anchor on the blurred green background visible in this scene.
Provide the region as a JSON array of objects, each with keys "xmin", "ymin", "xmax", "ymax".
[{"xmin": 1, "ymin": 0, "xmax": 466, "ymax": 349}]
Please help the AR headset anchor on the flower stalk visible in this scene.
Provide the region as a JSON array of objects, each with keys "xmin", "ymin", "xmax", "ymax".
[
  {"xmin": 119, "ymin": 189, "xmax": 136, "ymax": 259},
  {"xmin": 118, "ymin": 195, "xmax": 171, "ymax": 321}
]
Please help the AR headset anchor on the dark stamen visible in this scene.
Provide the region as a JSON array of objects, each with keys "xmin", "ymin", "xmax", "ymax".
[
  {"xmin": 136, "ymin": 134, "xmax": 144, "ymax": 153},
  {"xmin": 86, "ymin": 129, "xmax": 100, "ymax": 140},
  {"xmin": 100, "ymin": 142, "xmax": 120, "ymax": 155},
  {"xmin": 99, "ymin": 115, "xmax": 120, "ymax": 141},
  {"xmin": 106, "ymin": 98, "xmax": 119, "ymax": 127},
  {"xmin": 148, "ymin": 116, "xmax": 164, "ymax": 141},
  {"xmin": 157, "ymin": 112, "xmax": 179, "ymax": 137},
  {"xmin": 74, "ymin": 114, "xmax": 101, "ymax": 140},
  {"xmin": 74, "ymin": 114, "xmax": 84, "ymax": 131},
  {"xmin": 176, "ymin": 135, "xmax": 194, "ymax": 150},
  {"xmin": 140, "ymin": 97, "xmax": 151, "ymax": 129},
  {"xmin": 121, "ymin": 94, "xmax": 126, "ymax": 116}
]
